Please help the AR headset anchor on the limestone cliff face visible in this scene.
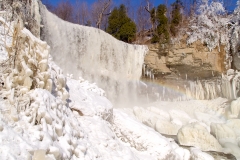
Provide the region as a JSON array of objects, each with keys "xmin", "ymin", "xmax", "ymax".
[{"xmin": 144, "ymin": 40, "xmax": 226, "ymax": 80}]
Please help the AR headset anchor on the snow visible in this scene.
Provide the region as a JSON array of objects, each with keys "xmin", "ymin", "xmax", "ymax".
[
  {"xmin": 0, "ymin": 1, "xmax": 240, "ymax": 160},
  {"xmin": 0, "ymin": 14, "xmax": 190, "ymax": 160},
  {"xmin": 112, "ymin": 110, "xmax": 190, "ymax": 160},
  {"xmin": 0, "ymin": 17, "xmax": 12, "ymax": 62},
  {"xmin": 187, "ymin": 0, "xmax": 229, "ymax": 54}
]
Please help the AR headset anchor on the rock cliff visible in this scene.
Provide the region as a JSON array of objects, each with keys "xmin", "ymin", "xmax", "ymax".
[{"xmin": 144, "ymin": 40, "xmax": 226, "ymax": 81}]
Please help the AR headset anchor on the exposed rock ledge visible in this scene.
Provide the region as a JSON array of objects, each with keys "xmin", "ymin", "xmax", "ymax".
[{"xmin": 144, "ymin": 40, "xmax": 226, "ymax": 80}]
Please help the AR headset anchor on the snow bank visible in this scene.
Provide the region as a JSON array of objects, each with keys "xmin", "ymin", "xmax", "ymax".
[
  {"xmin": 67, "ymin": 78, "xmax": 112, "ymax": 120},
  {"xmin": 112, "ymin": 110, "xmax": 190, "ymax": 160}
]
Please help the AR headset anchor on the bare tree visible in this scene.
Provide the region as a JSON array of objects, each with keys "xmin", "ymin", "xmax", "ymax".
[
  {"xmin": 74, "ymin": 0, "xmax": 89, "ymax": 25},
  {"xmin": 91, "ymin": 0, "xmax": 112, "ymax": 29},
  {"xmin": 55, "ymin": 0, "xmax": 73, "ymax": 22},
  {"xmin": 136, "ymin": 2, "xmax": 150, "ymax": 44},
  {"xmin": 144, "ymin": 0, "xmax": 156, "ymax": 32}
]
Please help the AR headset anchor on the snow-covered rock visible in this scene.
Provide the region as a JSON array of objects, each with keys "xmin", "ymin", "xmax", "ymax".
[
  {"xmin": 190, "ymin": 148, "xmax": 214, "ymax": 160},
  {"xmin": 210, "ymin": 119, "xmax": 240, "ymax": 159},
  {"xmin": 177, "ymin": 122, "xmax": 222, "ymax": 151}
]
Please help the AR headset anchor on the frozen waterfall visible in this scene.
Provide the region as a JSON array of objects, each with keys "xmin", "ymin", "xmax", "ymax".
[
  {"xmin": 39, "ymin": 3, "xmax": 240, "ymax": 104},
  {"xmin": 40, "ymin": 5, "xmax": 147, "ymax": 106}
]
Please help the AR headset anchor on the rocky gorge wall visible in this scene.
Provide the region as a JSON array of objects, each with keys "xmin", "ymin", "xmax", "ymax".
[
  {"xmin": 142, "ymin": 40, "xmax": 233, "ymax": 101},
  {"xmin": 144, "ymin": 40, "xmax": 226, "ymax": 81}
]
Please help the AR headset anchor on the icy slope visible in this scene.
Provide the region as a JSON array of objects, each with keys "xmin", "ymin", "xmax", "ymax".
[
  {"xmin": 0, "ymin": 14, "xmax": 191, "ymax": 160},
  {"xmin": 40, "ymin": 4, "xmax": 147, "ymax": 104}
]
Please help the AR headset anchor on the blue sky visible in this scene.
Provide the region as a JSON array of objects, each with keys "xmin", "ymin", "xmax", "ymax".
[
  {"xmin": 47, "ymin": 0, "xmax": 238, "ymax": 12},
  {"xmin": 47, "ymin": 0, "xmax": 168, "ymax": 7}
]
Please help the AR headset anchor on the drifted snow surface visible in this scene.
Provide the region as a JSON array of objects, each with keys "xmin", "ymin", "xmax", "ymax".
[{"xmin": 0, "ymin": 72, "xmax": 191, "ymax": 159}]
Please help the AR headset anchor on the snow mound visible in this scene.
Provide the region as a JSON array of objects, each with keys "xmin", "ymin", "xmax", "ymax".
[
  {"xmin": 67, "ymin": 78, "xmax": 112, "ymax": 120},
  {"xmin": 112, "ymin": 109, "xmax": 190, "ymax": 160}
]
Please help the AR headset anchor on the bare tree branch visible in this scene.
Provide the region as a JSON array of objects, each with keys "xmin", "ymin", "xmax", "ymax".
[{"xmin": 91, "ymin": 0, "xmax": 112, "ymax": 29}]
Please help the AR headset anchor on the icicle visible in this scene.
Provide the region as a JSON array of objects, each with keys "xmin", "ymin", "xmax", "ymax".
[{"xmin": 143, "ymin": 64, "xmax": 146, "ymax": 77}]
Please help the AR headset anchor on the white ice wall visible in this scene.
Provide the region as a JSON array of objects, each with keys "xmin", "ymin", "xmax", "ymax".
[{"xmin": 40, "ymin": 5, "xmax": 147, "ymax": 106}]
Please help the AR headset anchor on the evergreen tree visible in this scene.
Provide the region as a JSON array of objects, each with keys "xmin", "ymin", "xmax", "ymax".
[
  {"xmin": 151, "ymin": 4, "xmax": 169, "ymax": 44},
  {"xmin": 107, "ymin": 4, "xmax": 136, "ymax": 43},
  {"xmin": 106, "ymin": 7, "xmax": 119, "ymax": 37},
  {"xmin": 170, "ymin": 0, "xmax": 183, "ymax": 36},
  {"xmin": 156, "ymin": 4, "xmax": 169, "ymax": 43}
]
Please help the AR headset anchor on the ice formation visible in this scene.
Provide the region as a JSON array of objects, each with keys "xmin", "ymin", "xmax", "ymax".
[
  {"xmin": 177, "ymin": 122, "xmax": 222, "ymax": 151},
  {"xmin": 221, "ymin": 69, "xmax": 240, "ymax": 100},
  {"xmin": 189, "ymin": 148, "xmax": 214, "ymax": 160},
  {"xmin": 133, "ymin": 106, "xmax": 192, "ymax": 136},
  {"xmin": 40, "ymin": 4, "xmax": 147, "ymax": 105},
  {"xmin": 0, "ymin": 16, "xmax": 59, "ymax": 108},
  {"xmin": 185, "ymin": 80, "xmax": 220, "ymax": 100}
]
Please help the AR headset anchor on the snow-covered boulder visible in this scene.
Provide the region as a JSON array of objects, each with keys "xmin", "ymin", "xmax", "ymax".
[
  {"xmin": 156, "ymin": 119, "xmax": 182, "ymax": 136},
  {"xmin": 67, "ymin": 78, "xmax": 112, "ymax": 121},
  {"xmin": 210, "ymin": 120, "xmax": 240, "ymax": 159},
  {"xmin": 190, "ymin": 148, "xmax": 214, "ymax": 160},
  {"xmin": 177, "ymin": 122, "xmax": 222, "ymax": 151}
]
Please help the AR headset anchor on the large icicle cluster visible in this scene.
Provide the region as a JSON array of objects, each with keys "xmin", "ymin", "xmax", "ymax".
[
  {"xmin": 0, "ymin": 17, "xmax": 68, "ymax": 109},
  {"xmin": 221, "ymin": 69, "xmax": 240, "ymax": 99},
  {"xmin": 185, "ymin": 80, "xmax": 221, "ymax": 100}
]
